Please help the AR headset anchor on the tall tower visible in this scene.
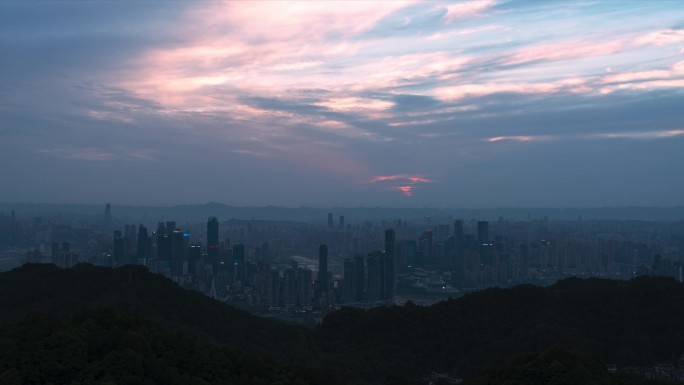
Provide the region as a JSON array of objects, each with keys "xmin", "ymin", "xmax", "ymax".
[
  {"xmin": 318, "ymin": 244, "xmax": 328, "ymax": 293},
  {"xmin": 327, "ymin": 213, "xmax": 334, "ymax": 229},
  {"xmin": 103, "ymin": 203, "xmax": 112, "ymax": 233},
  {"xmin": 207, "ymin": 217, "xmax": 219, "ymax": 267}
]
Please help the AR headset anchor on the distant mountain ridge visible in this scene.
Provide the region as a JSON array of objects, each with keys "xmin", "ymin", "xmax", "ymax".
[{"xmin": 2, "ymin": 201, "xmax": 684, "ymax": 222}]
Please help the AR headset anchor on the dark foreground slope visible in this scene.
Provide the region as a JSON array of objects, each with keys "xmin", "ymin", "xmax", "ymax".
[
  {"xmin": 0, "ymin": 309, "xmax": 311, "ymax": 385},
  {"xmin": 2, "ymin": 264, "xmax": 683, "ymax": 384},
  {"xmin": 314, "ymin": 276, "xmax": 684, "ymax": 381},
  {"xmin": 0, "ymin": 264, "xmax": 301, "ymax": 358},
  {"xmin": 466, "ymin": 347, "xmax": 675, "ymax": 385}
]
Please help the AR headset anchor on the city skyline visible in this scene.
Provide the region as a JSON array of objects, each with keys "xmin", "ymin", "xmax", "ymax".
[{"xmin": 2, "ymin": 1, "xmax": 684, "ymax": 207}]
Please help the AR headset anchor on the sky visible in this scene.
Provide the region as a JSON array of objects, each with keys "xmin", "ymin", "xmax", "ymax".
[{"xmin": 1, "ymin": 1, "xmax": 684, "ymax": 208}]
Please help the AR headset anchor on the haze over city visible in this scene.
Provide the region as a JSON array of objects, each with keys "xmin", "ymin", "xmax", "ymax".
[{"xmin": 2, "ymin": 1, "xmax": 684, "ymax": 207}]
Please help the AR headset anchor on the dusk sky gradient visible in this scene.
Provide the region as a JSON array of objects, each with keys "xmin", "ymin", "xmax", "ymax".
[{"xmin": 1, "ymin": 1, "xmax": 684, "ymax": 207}]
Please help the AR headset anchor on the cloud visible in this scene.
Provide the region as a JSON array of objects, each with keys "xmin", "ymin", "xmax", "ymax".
[
  {"xmin": 487, "ymin": 135, "xmax": 550, "ymax": 142},
  {"xmin": 442, "ymin": 0, "xmax": 497, "ymax": 23},
  {"xmin": 37, "ymin": 147, "xmax": 156, "ymax": 161},
  {"xmin": 368, "ymin": 174, "xmax": 435, "ymax": 197},
  {"xmin": 3, "ymin": 1, "xmax": 684, "ymax": 206},
  {"xmin": 588, "ymin": 130, "xmax": 684, "ymax": 140}
]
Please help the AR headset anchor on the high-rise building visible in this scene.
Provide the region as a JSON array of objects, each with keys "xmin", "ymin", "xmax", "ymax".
[
  {"xmin": 384, "ymin": 252, "xmax": 395, "ymax": 300},
  {"xmin": 353, "ymin": 255, "xmax": 365, "ymax": 301},
  {"xmin": 207, "ymin": 217, "xmax": 219, "ymax": 267},
  {"xmin": 267, "ymin": 270, "xmax": 281, "ymax": 307},
  {"xmin": 103, "ymin": 203, "xmax": 112, "ymax": 233},
  {"xmin": 477, "ymin": 221, "xmax": 489, "ymax": 246},
  {"xmin": 421, "ymin": 228, "xmax": 433, "ymax": 261},
  {"xmin": 113, "ymin": 230, "xmax": 127, "ymax": 267},
  {"xmin": 366, "ymin": 251, "xmax": 382, "ymax": 300},
  {"xmin": 233, "ymin": 244, "xmax": 246, "ymax": 282},
  {"xmin": 518, "ymin": 243, "xmax": 529, "ymax": 279},
  {"xmin": 51, "ymin": 242, "xmax": 60, "ymax": 265},
  {"xmin": 383, "ymin": 228, "xmax": 396, "ymax": 299},
  {"xmin": 171, "ymin": 229, "xmax": 189, "ymax": 276},
  {"xmin": 156, "ymin": 223, "xmax": 172, "ymax": 261},
  {"xmin": 477, "ymin": 221, "xmax": 491, "ymax": 264},
  {"xmin": 327, "ymin": 213, "xmax": 334, "ymax": 229},
  {"xmin": 297, "ymin": 268, "xmax": 312, "ymax": 306},
  {"xmin": 342, "ymin": 258, "xmax": 355, "ymax": 303},
  {"xmin": 165, "ymin": 221, "xmax": 176, "ymax": 233},
  {"xmin": 384, "ymin": 229, "xmax": 395, "ymax": 256},
  {"xmin": 453, "ymin": 220, "xmax": 464, "ymax": 254},
  {"xmin": 338, "ymin": 215, "xmax": 345, "ymax": 230},
  {"xmin": 136, "ymin": 225, "xmax": 150, "ymax": 264},
  {"xmin": 283, "ymin": 269, "xmax": 297, "ymax": 307},
  {"xmin": 188, "ymin": 243, "xmax": 201, "ymax": 276},
  {"xmin": 318, "ymin": 244, "xmax": 328, "ymax": 293}
]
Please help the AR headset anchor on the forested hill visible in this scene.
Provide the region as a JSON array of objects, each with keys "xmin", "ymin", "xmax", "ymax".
[
  {"xmin": 2, "ymin": 264, "xmax": 684, "ymax": 384},
  {"xmin": 0, "ymin": 263, "xmax": 302, "ymax": 358},
  {"xmin": 313, "ymin": 275, "xmax": 684, "ymax": 381},
  {"xmin": 0, "ymin": 309, "xmax": 315, "ymax": 385}
]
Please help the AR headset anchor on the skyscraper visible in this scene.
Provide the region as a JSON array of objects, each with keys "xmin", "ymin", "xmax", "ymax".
[
  {"xmin": 477, "ymin": 221, "xmax": 489, "ymax": 246},
  {"xmin": 318, "ymin": 244, "xmax": 328, "ymax": 293},
  {"xmin": 353, "ymin": 255, "xmax": 365, "ymax": 301},
  {"xmin": 421, "ymin": 228, "xmax": 433, "ymax": 261},
  {"xmin": 171, "ymin": 229, "xmax": 189, "ymax": 276},
  {"xmin": 342, "ymin": 258, "xmax": 355, "ymax": 303},
  {"xmin": 384, "ymin": 229, "xmax": 395, "ymax": 256},
  {"xmin": 454, "ymin": 220, "xmax": 464, "ymax": 252},
  {"xmin": 207, "ymin": 217, "xmax": 219, "ymax": 267},
  {"xmin": 156, "ymin": 222, "xmax": 172, "ymax": 261},
  {"xmin": 103, "ymin": 203, "xmax": 112, "ymax": 233},
  {"xmin": 366, "ymin": 251, "xmax": 382, "ymax": 300},
  {"xmin": 188, "ymin": 243, "xmax": 201, "ymax": 276},
  {"xmin": 137, "ymin": 225, "xmax": 151, "ymax": 264},
  {"xmin": 327, "ymin": 213, "xmax": 334, "ymax": 229},
  {"xmin": 233, "ymin": 244, "xmax": 245, "ymax": 282},
  {"xmin": 383, "ymin": 228, "xmax": 397, "ymax": 299},
  {"xmin": 113, "ymin": 230, "xmax": 127, "ymax": 267},
  {"xmin": 297, "ymin": 268, "xmax": 312, "ymax": 306}
]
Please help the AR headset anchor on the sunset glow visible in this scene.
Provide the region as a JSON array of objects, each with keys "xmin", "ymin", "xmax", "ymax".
[{"xmin": 2, "ymin": 1, "xmax": 684, "ymax": 206}]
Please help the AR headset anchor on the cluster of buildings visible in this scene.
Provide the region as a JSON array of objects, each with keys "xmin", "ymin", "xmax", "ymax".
[{"xmin": 1, "ymin": 205, "xmax": 684, "ymax": 317}]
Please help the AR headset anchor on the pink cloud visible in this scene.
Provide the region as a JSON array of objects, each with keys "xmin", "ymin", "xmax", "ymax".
[
  {"xmin": 504, "ymin": 28, "xmax": 684, "ymax": 68},
  {"xmin": 505, "ymin": 38, "xmax": 628, "ymax": 66},
  {"xmin": 396, "ymin": 186, "xmax": 414, "ymax": 197},
  {"xmin": 426, "ymin": 24, "xmax": 504, "ymax": 41},
  {"xmin": 602, "ymin": 70, "xmax": 672, "ymax": 84},
  {"xmin": 368, "ymin": 174, "xmax": 434, "ymax": 197},
  {"xmin": 369, "ymin": 174, "xmax": 434, "ymax": 183},
  {"xmin": 634, "ymin": 29, "xmax": 684, "ymax": 46},
  {"xmin": 443, "ymin": 0, "xmax": 497, "ymax": 23},
  {"xmin": 434, "ymin": 81, "xmax": 572, "ymax": 101}
]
